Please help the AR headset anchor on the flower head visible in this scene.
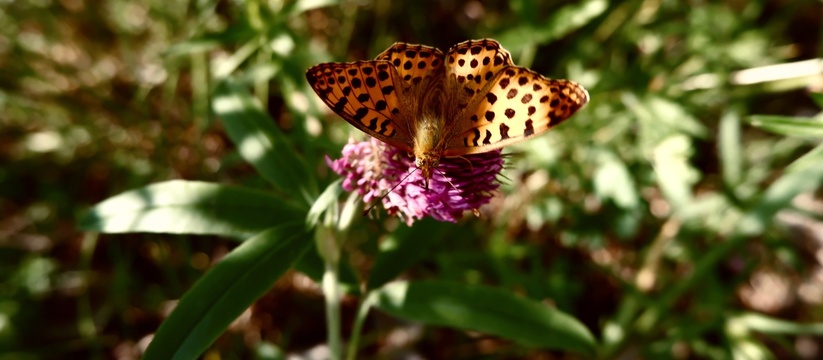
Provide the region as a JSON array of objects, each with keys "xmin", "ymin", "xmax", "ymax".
[{"xmin": 326, "ymin": 138, "xmax": 503, "ymax": 226}]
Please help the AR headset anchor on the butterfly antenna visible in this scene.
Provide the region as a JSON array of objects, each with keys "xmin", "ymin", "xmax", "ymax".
[
  {"xmin": 434, "ymin": 168, "xmax": 482, "ymax": 217},
  {"xmin": 363, "ymin": 168, "xmax": 420, "ymax": 216}
]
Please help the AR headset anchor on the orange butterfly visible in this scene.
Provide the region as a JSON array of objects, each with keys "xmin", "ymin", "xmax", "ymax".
[{"xmin": 307, "ymin": 39, "xmax": 589, "ymax": 187}]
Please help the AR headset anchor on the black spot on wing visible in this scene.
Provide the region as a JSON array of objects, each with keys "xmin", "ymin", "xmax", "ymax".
[
  {"xmin": 524, "ymin": 119, "xmax": 535, "ymax": 136},
  {"xmin": 500, "ymin": 123, "xmax": 510, "ymax": 140},
  {"xmin": 333, "ymin": 97, "xmax": 348, "ymax": 113},
  {"xmin": 353, "ymin": 107, "xmax": 368, "ymax": 121},
  {"xmin": 482, "ymin": 130, "xmax": 492, "ymax": 145},
  {"xmin": 485, "ymin": 111, "xmax": 495, "ymax": 122},
  {"xmin": 507, "ymin": 88, "xmax": 518, "ymax": 99},
  {"xmin": 375, "ymin": 100, "xmax": 387, "ymax": 111},
  {"xmin": 379, "ymin": 119, "xmax": 391, "ymax": 134}
]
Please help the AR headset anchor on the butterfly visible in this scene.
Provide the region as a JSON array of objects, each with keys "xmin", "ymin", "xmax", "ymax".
[{"xmin": 306, "ymin": 39, "xmax": 589, "ymax": 188}]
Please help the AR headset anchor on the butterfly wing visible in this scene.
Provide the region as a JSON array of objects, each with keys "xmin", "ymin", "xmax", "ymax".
[
  {"xmin": 306, "ymin": 61, "xmax": 414, "ymax": 151},
  {"xmin": 443, "ymin": 66, "xmax": 589, "ymax": 156},
  {"xmin": 444, "ymin": 39, "xmax": 513, "ymax": 102},
  {"xmin": 375, "ymin": 42, "xmax": 445, "ymax": 88}
]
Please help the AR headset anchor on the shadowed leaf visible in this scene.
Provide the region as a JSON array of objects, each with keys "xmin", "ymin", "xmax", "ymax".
[
  {"xmin": 143, "ymin": 223, "xmax": 312, "ymax": 360},
  {"xmin": 370, "ymin": 280, "xmax": 596, "ymax": 355}
]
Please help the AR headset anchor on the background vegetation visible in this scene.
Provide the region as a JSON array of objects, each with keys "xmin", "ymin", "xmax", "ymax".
[{"xmin": 3, "ymin": 0, "xmax": 823, "ymax": 358}]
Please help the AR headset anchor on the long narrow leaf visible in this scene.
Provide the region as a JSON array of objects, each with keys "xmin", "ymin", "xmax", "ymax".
[
  {"xmin": 719, "ymin": 110, "xmax": 742, "ymax": 188},
  {"xmin": 78, "ymin": 180, "xmax": 305, "ymax": 239},
  {"xmin": 742, "ymin": 146, "xmax": 823, "ymax": 234},
  {"xmin": 369, "ymin": 280, "xmax": 596, "ymax": 355},
  {"xmin": 734, "ymin": 313, "xmax": 823, "ymax": 336},
  {"xmin": 143, "ymin": 223, "xmax": 312, "ymax": 360},
  {"xmin": 748, "ymin": 115, "xmax": 823, "ymax": 138},
  {"xmin": 213, "ymin": 80, "xmax": 317, "ymax": 200}
]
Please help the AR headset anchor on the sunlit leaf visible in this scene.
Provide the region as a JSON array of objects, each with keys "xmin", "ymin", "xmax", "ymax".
[
  {"xmin": 79, "ymin": 180, "xmax": 305, "ymax": 239},
  {"xmin": 733, "ymin": 313, "xmax": 823, "ymax": 335},
  {"xmin": 747, "ymin": 115, "xmax": 823, "ymax": 138},
  {"xmin": 653, "ymin": 135, "xmax": 699, "ymax": 211},
  {"xmin": 213, "ymin": 80, "xmax": 318, "ymax": 201},
  {"xmin": 306, "ymin": 179, "xmax": 343, "ymax": 228},
  {"xmin": 594, "ymin": 157, "xmax": 639, "ymax": 209},
  {"xmin": 285, "ymin": 0, "xmax": 340, "ymax": 16},
  {"xmin": 645, "ymin": 96, "xmax": 710, "ymax": 139},
  {"xmin": 719, "ymin": 110, "xmax": 743, "ymax": 187}
]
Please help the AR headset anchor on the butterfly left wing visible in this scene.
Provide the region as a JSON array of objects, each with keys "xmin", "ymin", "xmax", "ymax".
[
  {"xmin": 306, "ymin": 61, "xmax": 414, "ymax": 151},
  {"xmin": 375, "ymin": 42, "xmax": 445, "ymax": 88},
  {"xmin": 443, "ymin": 66, "xmax": 589, "ymax": 156}
]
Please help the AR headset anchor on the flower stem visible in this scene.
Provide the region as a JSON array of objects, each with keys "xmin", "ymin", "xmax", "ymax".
[
  {"xmin": 314, "ymin": 183, "xmax": 358, "ymax": 359},
  {"xmin": 346, "ymin": 294, "xmax": 374, "ymax": 360},
  {"xmin": 322, "ymin": 257, "xmax": 342, "ymax": 360}
]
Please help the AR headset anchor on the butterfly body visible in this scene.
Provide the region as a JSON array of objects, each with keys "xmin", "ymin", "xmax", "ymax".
[
  {"xmin": 408, "ymin": 76, "xmax": 453, "ymax": 185},
  {"xmin": 307, "ymin": 39, "xmax": 589, "ymax": 188}
]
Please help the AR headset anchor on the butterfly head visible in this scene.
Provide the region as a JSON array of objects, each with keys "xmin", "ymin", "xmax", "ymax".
[{"xmin": 414, "ymin": 153, "xmax": 440, "ymax": 190}]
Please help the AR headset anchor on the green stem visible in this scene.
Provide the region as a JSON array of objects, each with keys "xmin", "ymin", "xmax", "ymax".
[
  {"xmin": 317, "ymin": 204, "xmax": 343, "ymax": 360},
  {"xmin": 346, "ymin": 294, "xmax": 374, "ymax": 360},
  {"xmin": 78, "ymin": 233, "xmax": 101, "ymax": 358},
  {"xmin": 322, "ymin": 257, "xmax": 342, "ymax": 359}
]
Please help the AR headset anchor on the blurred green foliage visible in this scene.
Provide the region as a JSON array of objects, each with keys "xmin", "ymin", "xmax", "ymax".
[{"xmin": 3, "ymin": 0, "xmax": 823, "ymax": 359}]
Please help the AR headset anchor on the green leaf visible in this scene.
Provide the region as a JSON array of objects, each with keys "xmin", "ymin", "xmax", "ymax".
[
  {"xmin": 732, "ymin": 313, "xmax": 823, "ymax": 336},
  {"xmin": 164, "ymin": 24, "xmax": 257, "ymax": 58},
  {"xmin": 78, "ymin": 180, "xmax": 305, "ymax": 239},
  {"xmin": 719, "ymin": 109, "xmax": 743, "ymax": 187},
  {"xmin": 143, "ymin": 223, "xmax": 312, "ymax": 360},
  {"xmin": 306, "ymin": 179, "xmax": 343, "ymax": 229},
  {"xmin": 810, "ymin": 93, "xmax": 823, "ymax": 109},
  {"xmin": 635, "ymin": 146, "xmax": 823, "ymax": 338},
  {"xmin": 212, "ymin": 38, "xmax": 261, "ymax": 79},
  {"xmin": 497, "ymin": 0, "xmax": 607, "ymax": 53},
  {"xmin": 593, "ymin": 157, "xmax": 639, "ymax": 209},
  {"xmin": 786, "ymin": 143, "xmax": 823, "ymax": 174},
  {"xmin": 747, "ymin": 115, "xmax": 823, "ymax": 138},
  {"xmin": 213, "ymin": 80, "xmax": 317, "ymax": 201},
  {"xmin": 652, "ymin": 135, "xmax": 699, "ymax": 211},
  {"xmin": 284, "ymin": 0, "xmax": 340, "ymax": 15},
  {"xmin": 367, "ymin": 220, "xmax": 449, "ymax": 290},
  {"xmin": 740, "ymin": 142, "xmax": 823, "ymax": 235},
  {"xmin": 644, "ymin": 96, "xmax": 710, "ymax": 139},
  {"xmin": 369, "ymin": 280, "xmax": 596, "ymax": 355}
]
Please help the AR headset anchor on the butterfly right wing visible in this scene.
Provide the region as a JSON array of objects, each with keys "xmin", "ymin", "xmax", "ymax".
[
  {"xmin": 306, "ymin": 61, "xmax": 414, "ymax": 151},
  {"xmin": 443, "ymin": 66, "xmax": 589, "ymax": 156},
  {"xmin": 445, "ymin": 39, "xmax": 513, "ymax": 99}
]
